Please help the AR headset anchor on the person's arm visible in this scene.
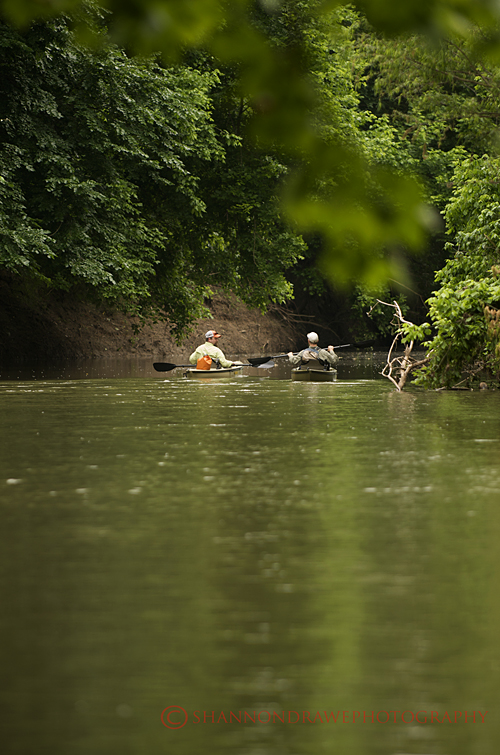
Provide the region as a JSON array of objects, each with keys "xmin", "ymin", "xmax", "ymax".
[
  {"xmin": 288, "ymin": 350, "xmax": 304, "ymax": 366},
  {"xmin": 213, "ymin": 345, "xmax": 233, "ymax": 368},
  {"xmin": 189, "ymin": 348, "xmax": 200, "ymax": 365},
  {"xmin": 323, "ymin": 346, "xmax": 339, "ymax": 365}
]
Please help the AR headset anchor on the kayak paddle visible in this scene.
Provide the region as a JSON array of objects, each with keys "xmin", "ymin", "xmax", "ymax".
[
  {"xmin": 153, "ymin": 362, "xmax": 244, "ymax": 372},
  {"xmin": 246, "ymin": 341, "xmax": 375, "ymax": 367}
]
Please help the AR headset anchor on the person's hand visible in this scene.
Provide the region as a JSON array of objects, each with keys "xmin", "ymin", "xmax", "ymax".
[
  {"xmin": 327, "ymin": 345, "xmax": 335, "ymax": 352},
  {"xmin": 287, "ymin": 351, "xmax": 293, "ymax": 357},
  {"xmin": 232, "ymin": 361, "xmax": 243, "ymax": 366}
]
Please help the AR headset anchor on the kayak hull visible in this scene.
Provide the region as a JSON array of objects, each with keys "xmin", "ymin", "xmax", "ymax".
[
  {"xmin": 291, "ymin": 368, "xmax": 337, "ymax": 382},
  {"xmin": 183, "ymin": 366, "xmax": 243, "ymax": 378}
]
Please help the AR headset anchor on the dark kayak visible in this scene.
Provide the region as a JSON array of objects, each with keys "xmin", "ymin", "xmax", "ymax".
[{"xmin": 291, "ymin": 367, "xmax": 337, "ymax": 382}]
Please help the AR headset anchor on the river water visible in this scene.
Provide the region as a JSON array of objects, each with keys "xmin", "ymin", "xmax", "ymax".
[{"xmin": 1, "ymin": 356, "xmax": 499, "ymax": 755}]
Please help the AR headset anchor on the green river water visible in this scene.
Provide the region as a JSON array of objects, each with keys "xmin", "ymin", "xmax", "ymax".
[{"xmin": 1, "ymin": 357, "xmax": 499, "ymax": 755}]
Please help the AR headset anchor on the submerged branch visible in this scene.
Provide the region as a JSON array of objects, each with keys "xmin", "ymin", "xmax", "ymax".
[{"xmin": 369, "ymin": 299, "xmax": 430, "ymax": 391}]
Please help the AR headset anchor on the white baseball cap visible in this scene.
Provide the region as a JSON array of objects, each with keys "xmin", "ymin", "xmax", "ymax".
[
  {"xmin": 307, "ymin": 331, "xmax": 319, "ymax": 343},
  {"xmin": 205, "ymin": 329, "xmax": 221, "ymax": 339}
]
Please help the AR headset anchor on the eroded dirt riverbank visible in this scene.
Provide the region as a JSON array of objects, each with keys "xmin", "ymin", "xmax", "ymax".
[{"xmin": 1, "ymin": 279, "xmax": 300, "ymax": 364}]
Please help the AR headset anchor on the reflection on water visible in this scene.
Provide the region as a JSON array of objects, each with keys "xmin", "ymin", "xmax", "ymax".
[
  {"xmin": 1, "ymin": 367, "xmax": 499, "ymax": 755},
  {"xmin": 0, "ymin": 349, "xmax": 392, "ymax": 381}
]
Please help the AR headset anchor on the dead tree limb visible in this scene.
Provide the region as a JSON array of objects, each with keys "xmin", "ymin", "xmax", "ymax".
[{"xmin": 368, "ymin": 299, "xmax": 430, "ymax": 391}]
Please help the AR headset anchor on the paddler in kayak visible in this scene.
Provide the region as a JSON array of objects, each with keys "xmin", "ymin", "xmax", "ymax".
[
  {"xmin": 189, "ymin": 329, "xmax": 243, "ymax": 370},
  {"xmin": 287, "ymin": 331, "xmax": 339, "ymax": 369}
]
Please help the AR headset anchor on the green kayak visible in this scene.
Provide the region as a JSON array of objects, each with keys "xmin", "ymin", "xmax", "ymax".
[{"xmin": 291, "ymin": 367, "xmax": 337, "ymax": 382}]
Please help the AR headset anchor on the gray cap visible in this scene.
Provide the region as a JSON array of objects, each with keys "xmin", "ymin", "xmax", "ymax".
[{"xmin": 307, "ymin": 331, "xmax": 319, "ymax": 343}]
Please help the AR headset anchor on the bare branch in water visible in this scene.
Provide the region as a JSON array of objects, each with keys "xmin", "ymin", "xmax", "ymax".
[{"xmin": 369, "ymin": 300, "xmax": 430, "ymax": 391}]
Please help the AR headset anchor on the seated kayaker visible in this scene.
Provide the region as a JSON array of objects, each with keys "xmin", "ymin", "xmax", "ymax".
[
  {"xmin": 189, "ymin": 329, "xmax": 242, "ymax": 369},
  {"xmin": 287, "ymin": 331, "xmax": 339, "ymax": 369}
]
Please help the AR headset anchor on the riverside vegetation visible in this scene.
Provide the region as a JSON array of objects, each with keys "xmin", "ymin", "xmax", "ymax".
[{"xmin": 2, "ymin": 0, "xmax": 500, "ymax": 387}]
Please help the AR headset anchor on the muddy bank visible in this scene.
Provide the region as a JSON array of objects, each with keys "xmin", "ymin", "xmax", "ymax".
[{"xmin": 0, "ymin": 277, "xmax": 305, "ymax": 364}]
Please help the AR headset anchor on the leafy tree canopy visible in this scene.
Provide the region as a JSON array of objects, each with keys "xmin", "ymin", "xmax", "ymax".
[
  {"xmin": 4, "ymin": 0, "xmax": 500, "ymax": 357},
  {"xmin": 6, "ymin": 0, "xmax": 490, "ymax": 291},
  {"xmin": 408, "ymin": 156, "xmax": 500, "ymax": 387},
  {"xmin": 344, "ymin": 19, "xmax": 500, "ymax": 385},
  {"xmin": 0, "ymin": 8, "xmax": 309, "ymax": 334}
]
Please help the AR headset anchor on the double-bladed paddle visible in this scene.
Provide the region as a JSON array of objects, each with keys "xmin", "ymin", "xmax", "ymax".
[
  {"xmin": 246, "ymin": 341, "xmax": 375, "ymax": 368},
  {"xmin": 153, "ymin": 362, "xmax": 243, "ymax": 372}
]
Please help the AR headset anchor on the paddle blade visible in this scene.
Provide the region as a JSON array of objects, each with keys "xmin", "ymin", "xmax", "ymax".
[
  {"xmin": 247, "ymin": 355, "xmax": 282, "ymax": 366},
  {"xmin": 153, "ymin": 363, "xmax": 178, "ymax": 372},
  {"xmin": 257, "ymin": 360, "xmax": 276, "ymax": 369}
]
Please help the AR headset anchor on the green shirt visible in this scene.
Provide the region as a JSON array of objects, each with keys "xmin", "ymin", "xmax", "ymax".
[{"xmin": 189, "ymin": 342, "xmax": 233, "ymax": 368}]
